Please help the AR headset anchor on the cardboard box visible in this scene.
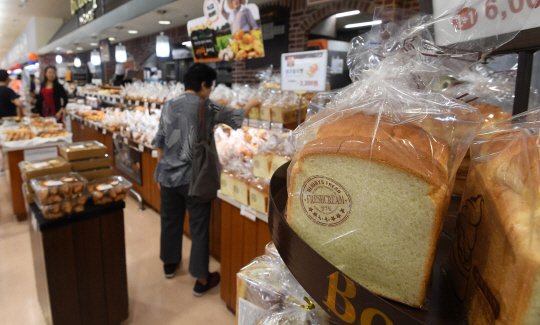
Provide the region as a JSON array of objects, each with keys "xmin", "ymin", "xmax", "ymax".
[
  {"xmin": 58, "ymin": 141, "xmax": 107, "ymax": 161},
  {"xmin": 70, "ymin": 156, "xmax": 111, "ymax": 171},
  {"xmin": 78, "ymin": 167, "xmax": 113, "ymax": 181},
  {"xmin": 19, "ymin": 157, "xmax": 72, "ymax": 181}
]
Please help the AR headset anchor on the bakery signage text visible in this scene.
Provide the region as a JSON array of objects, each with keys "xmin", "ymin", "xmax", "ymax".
[{"xmin": 70, "ymin": 0, "xmax": 98, "ymax": 25}]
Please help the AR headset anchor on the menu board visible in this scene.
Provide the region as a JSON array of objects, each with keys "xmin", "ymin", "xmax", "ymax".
[
  {"xmin": 281, "ymin": 50, "xmax": 328, "ymax": 92},
  {"xmin": 187, "ymin": 0, "xmax": 265, "ymax": 62}
]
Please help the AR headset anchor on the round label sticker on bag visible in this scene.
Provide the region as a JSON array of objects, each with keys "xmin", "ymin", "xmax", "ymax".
[{"xmin": 300, "ymin": 175, "xmax": 351, "ymax": 227}]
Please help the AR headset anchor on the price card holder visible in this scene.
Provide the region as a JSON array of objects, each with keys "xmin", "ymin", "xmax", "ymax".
[
  {"xmin": 271, "ymin": 122, "xmax": 283, "ymax": 130},
  {"xmin": 144, "ymin": 102, "xmax": 149, "ymax": 108},
  {"xmin": 135, "ymin": 100, "xmax": 140, "ymax": 106},
  {"xmin": 151, "ymin": 103, "xmax": 156, "ymax": 109},
  {"xmin": 102, "ymin": 128, "xmax": 107, "ymax": 135},
  {"xmin": 121, "ymin": 98, "xmax": 125, "ymax": 104},
  {"xmin": 113, "ymin": 133, "xmax": 118, "ymax": 139},
  {"xmin": 124, "ymin": 138, "xmax": 129, "ymax": 145},
  {"xmin": 260, "ymin": 121, "xmax": 271, "ymax": 130},
  {"xmin": 242, "ymin": 119, "xmax": 249, "ymax": 126},
  {"xmin": 152, "ymin": 150, "xmax": 158, "ymax": 158},
  {"xmin": 128, "ymin": 100, "xmax": 132, "ymax": 105},
  {"xmin": 138, "ymin": 144, "xmax": 144, "ymax": 152},
  {"xmin": 95, "ymin": 124, "xmax": 99, "ymax": 131},
  {"xmin": 240, "ymin": 204, "xmax": 257, "ymax": 222}
]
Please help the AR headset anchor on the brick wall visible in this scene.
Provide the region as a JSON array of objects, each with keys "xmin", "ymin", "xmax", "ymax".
[{"xmin": 232, "ymin": 0, "xmax": 420, "ymax": 84}]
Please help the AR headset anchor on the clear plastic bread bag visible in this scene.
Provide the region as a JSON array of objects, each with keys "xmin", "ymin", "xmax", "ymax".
[
  {"xmin": 444, "ymin": 108, "xmax": 540, "ymax": 324},
  {"xmin": 285, "ymin": 2, "xmax": 536, "ymax": 308},
  {"xmin": 210, "ymin": 84, "xmax": 232, "ymax": 106}
]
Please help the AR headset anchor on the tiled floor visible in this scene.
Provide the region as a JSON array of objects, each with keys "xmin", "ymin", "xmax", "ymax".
[{"xmin": 0, "ymin": 168, "xmax": 235, "ymax": 325}]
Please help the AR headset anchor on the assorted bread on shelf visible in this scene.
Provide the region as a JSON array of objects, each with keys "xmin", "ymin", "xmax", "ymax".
[
  {"xmin": 120, "ymin": 81, "xmax": 185, "ymax": 105},
  {"xmin": 216, "ymin": 125, "xmax": 293, "ymax": 214},
  {"xmin": 0, "ymin": 117, "xmax": 70, "ymax": 143}
]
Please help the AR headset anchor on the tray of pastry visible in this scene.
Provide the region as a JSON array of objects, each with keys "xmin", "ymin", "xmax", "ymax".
[
  {"xmin": 30, "ymin": 173, "xmax": 87, "ymax": 206},
  {"xmin": 58, "ymin": 141, "xmax": 107, "ymax": 161},
  {"xmin": 35, "ymin": 194, "xmax": 89, "ymax": 219},
  {"xmin": 87, "ymin": 176, "xmax": 132, "ymax": 205}
]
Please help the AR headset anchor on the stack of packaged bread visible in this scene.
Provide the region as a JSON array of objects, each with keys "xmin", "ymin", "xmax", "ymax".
[
  {"xmin": 30, "ymin": 173, "xmax": 88, "ymax": 219},
  {"xmin": 237, "ymin": 243, "xmax": 335, "ymax": 325},
  {"xmin": 19, "ymin": 157, "xmax": 72, "ymax": 206},
  {"xmin": 59, "ymin": 141, "xmax": 112, "ymax": 180}
]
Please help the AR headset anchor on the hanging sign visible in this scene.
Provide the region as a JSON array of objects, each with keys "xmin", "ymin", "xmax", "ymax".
[
  {"xmin": 433, "ymin": 0, "xmax": 540, "ymax": 46},
  {"xmin": 281, "ymin": 50, "xmax": 328, "ymax": 92},
  {"xmin": 187, "ymin": 0, "xmax": 265, "ymax": 62}
]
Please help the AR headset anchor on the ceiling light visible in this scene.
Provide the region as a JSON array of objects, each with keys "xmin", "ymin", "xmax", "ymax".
[
  {"xmin": 56, "ymin": 47, "xmax": 61, "ymax": 51},
  {"xmin": 344, "ymin": 20, "xmax": 382, "ymax": 28},
  {"xmin": 56, "ymin": 54, "xmax": 63, "ymax": 64},
  {"xmin": 128, "ymin": 30, "xmax": 138, "ymax": 34},
  {"xmin": 90, "ymin": 42, "xmax": 98, "ymax": 46},
  {"xmin": 76, "ymin": 47, "xmax": 83, "ymax": 51},
  {"xmin": 108, "ymin": 37, "xmax": 116, "ymax": 41},
  {"xmin": 66, "ymin": 50, "xmax": 73, "ymax": 54},
  {"xmin": 91, "ymin": 49, "xmax": 101, "ymax": 65},
  {"xmin": 156, "ymin": 32, "xmax": 170, "ymax": 58},
  {"xmin": 335, "ymin": 10, "xmax": 360, "ymax": 18},
  {"xmin": 115, "ymin": 43, "xmax": 127, "ymax": 63},
  {"xmin": 182, "ymin": 41, "xmax": 192, "ymax": 47},
  {"xmin": 74, "ymin": 57, "xmax": 81, "ymax": 67},
  {"xmin": 159, "ymin": 20, "xmax": 171, "ymax": 25}
]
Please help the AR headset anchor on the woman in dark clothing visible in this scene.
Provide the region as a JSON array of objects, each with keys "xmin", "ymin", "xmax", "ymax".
[{"xmin": 34, "ymin": 66, "xmax": 68, "ymax": 122}]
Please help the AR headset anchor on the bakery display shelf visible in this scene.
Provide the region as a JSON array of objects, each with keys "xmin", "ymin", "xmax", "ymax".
[{"xmin": 217, "ymin": 190, "xmax": 268, "ymax": 223}]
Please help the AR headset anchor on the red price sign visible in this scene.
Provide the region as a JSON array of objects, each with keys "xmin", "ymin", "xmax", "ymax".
[
  {"xmin": 300, "ymin": 80, "xmax": 319, "ymax": 86},
  {"xmin": 453, "ymin": 7, "xmax": 479, "ymax": 30},
  {"xmin": 485, "ymin": 0, "xmax": 540, "ymax": 21}
]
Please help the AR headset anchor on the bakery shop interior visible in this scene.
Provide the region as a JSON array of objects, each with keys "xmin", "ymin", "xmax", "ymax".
[{"xmin": 1, "ymin": 0, "xmax": 540, "ymax": 324}]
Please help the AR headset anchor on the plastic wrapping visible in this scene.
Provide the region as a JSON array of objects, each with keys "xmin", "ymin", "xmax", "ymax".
[
  {"xmin": 30, "ymin": 173, "xmax": 87, "ymax": 206},
  {"xmin": 19, "ymin": 157, "xmax": 71, "ymax": 181},
  {"xmin": 249, "ymin": 177, "xmax": 270, "ymax": 213},
  {"xmin": 87, "ymin": 176, "xmax": 132, "ymax": 205},
  {"xmin": 121, "ymin": 81, "xmax": 184, "ymax": 104},
  {"xmin": 36, "ymin": 194, "xmax": 88, "ymax": 219},
  {"xmin": 446, "ymin": 108, "xmax": 540, "ymax": 325},
  {"xmin": 237, "ymin": 247, "xmax": 334, "ymax": 325},
  {"xmin": 210, "ymin": 84, "xmax": 233, "ymax": 106},
  {"xmin": 286, "ymin": 2, "xmax": 534, "ymax": 308}
]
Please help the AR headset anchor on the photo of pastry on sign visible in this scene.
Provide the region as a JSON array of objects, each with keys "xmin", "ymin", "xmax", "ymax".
[{"xmin": 187, "ymin": 0, "xmax": 265, "ymax": 62}]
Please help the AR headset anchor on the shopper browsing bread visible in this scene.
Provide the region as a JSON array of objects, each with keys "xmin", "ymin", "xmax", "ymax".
[
  {"xmin": 0, "ymin": 69, "xmax": 23, "ymax": 119},
  {"xmin": 34, "ymin": 66, "xmax": 68, "ymax": 123},
  {"xmin": 152, "ymin": 63, "xmax": 259, "ymax": 296}
]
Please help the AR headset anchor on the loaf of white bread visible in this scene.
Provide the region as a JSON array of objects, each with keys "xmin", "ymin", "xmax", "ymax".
[
  {"xmin": 287, "ymin": 113, "xmax": 451, "ymax": 307},
  {"xmin": 449, "ymin": 125, "xmax": 540, "ymax": 324}
]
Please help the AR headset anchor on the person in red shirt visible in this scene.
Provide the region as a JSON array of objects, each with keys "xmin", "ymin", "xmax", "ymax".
[{"xmin": 34, "ymin": 66, "xmax": 68, "ymax": 122}]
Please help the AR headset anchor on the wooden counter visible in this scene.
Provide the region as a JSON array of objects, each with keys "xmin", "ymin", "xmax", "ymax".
[{"xmin": 29, "ymin": 200, "xmax": 128, "ymax": 325}]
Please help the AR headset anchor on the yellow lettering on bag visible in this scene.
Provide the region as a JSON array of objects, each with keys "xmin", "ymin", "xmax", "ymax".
[
  {"xmin": 323, "ymin": 271, "xmax": 356, "ymax": 323},
  {"xmin": 360, "ymin": 308, "xmax": 394, "ymax": 325}
]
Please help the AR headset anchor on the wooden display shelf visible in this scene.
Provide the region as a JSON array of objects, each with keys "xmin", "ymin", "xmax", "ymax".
[
  {"xmin": 29, "ymin": 201, "xmax": 128, "ymax": 325},
  {"xmin": 219, "ymin": 194, "xmax": 272, "ymax": 312}
]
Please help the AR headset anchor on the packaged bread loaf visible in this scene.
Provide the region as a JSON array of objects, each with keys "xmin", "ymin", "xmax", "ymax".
[
  {"xmin": 87, "ymin": 176, "xmax": 132, "ymax": 205},
  {"xmin": 249, "ymin": 178, "xmax": 270, "ymax": 214},
  {"xmin": 445, "ymin": 108, "xmax": 540, "ymax": 325},
  {"xmin": 283, "ymin": 8, "xmax": 523, "ymax": 307},
  {"xmin": 30, "ymin": 173, "xmax": 87, "ymax": 206}
]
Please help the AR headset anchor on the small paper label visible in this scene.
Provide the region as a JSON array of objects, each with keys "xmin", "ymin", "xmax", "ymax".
[
  {"xmin": 31, "ymin": 162, "xmax": 49, "ymax": 169},
  {"xmin": 152, "ymin": 150, "xmax": 158, "ymax": 158},
  {"xmin": 113, "ymin": 133, "xmax": 118, "ymax": 139},
  {"xmin": 144, "ymin": 102, "xmax": 149, "ymax": 108},
  {"xmin": 95, "ymin": 125, "xmax": 99, "ymax": 131},
  {"xmin": 240, "ymin": 204, "xmax": 257, "ymax": 222},
  {"xmin": 97, "ymin": 184, "xmax": 113, "ymax": 191},
  {"xmin": 70, "ymin": 145, "xmax": 85, "ymax": 149},
  {"xmin": 124, "ymin": 138, "xmax": 129, "ymax": 145},
  {"xmin": 102, "ymin": 128, "xmax": 107, "ymax": 135},
  {"xmin": 111, "ymin": 180, "xmax": 120, "ymax": 186},
  {"xmin": 238, "ymin": 298, "xmax": 270, "ymax": 325},
  {"xmin": 121, "ymin": 98, "xmax": 125, "ymax": 104},
  {"xmin": 128, "ymin": 100, "xmax": 132, "ymax": 105},
  {"xmin": 135, "ymin": 100, "xmax": 140, "ymax": 106},
  {"xmin": 63, "ymin": 178, "xmax": 74, "ymax": 182},
  {"xmin": 45, "ymin": 180, "xmax": 64, "ymax": 187},
  {"xmin": 151, "ymin": 103, "xmax": 156, "ymax": 109},
  {"xmin": 138, "ymin": 144, "xmax": 144, "ymax": 152}
]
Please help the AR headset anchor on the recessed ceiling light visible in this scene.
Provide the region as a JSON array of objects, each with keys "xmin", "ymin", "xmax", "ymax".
[
  {"xmin": 128, "ymin": 30, "xmax": 138, "ymax": 34},
  {"xmin": 56, "ymin": 47, "xmax": 61, "ymax": 51},
  {"xmin": 344, "ymin": 20, "xmax": 382, "ymax": 28},
  {"xmin": 335, "ymin": 10, "xmax": 360, "ymax": 18},
  {"xmin": 76, "ymin": 47, "xmax": 84, "ymax": 50},
  {"xmin": 90, "ymin": 42, "xmax": 98, "ymax": 46},
  {"xmin": 159, "ymin": 20, "xmax": 171, "ymax": 25},
  {"xmin": 108, "ymin": 37, "xmax": 116, "ymax": 41}
]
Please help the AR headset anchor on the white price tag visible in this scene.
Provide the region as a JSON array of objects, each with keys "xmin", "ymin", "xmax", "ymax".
[
  {"xmin": 124, "ymin": 138, "xmax": 129, "ymax": 145},
  {"xmin": 121, "ymin": 98, "xmax": 125, "ymax": 104},
  {"xmin": 95, "ymin": 125, "xmax": 99, "ymax": 131},
  {"xmin": 240, "ymin": 204, "xmax": 257, "ymax": 222},
  {"xmin": 113, "ymin": 133, "xmax": 118, "ymax": 139},
  {"xmin": 151, "ymin": 103, "xmax": 156, "ymax": 109},
  {"xmin": 144, "ymin": 102, "xmax": 149, "ymax": 108},
  {"xmin": 102, "ymin": 128, "xmax": 107, "ymax": 135},
  {"xmin": 128, "ymin": 100, "xmax": 132, "ymax": 105},
  {"xmin": 97, "ymin": 184, "xmax": 113, "ymax": 191},
  {"xmin": 152, "ymin": 150, "xmax": 158, "ymax": 158},
  {"xmin": 138, "ymin": 144, "xmax": 144, "ymax": 152},
  {"xmin": 281, "ymin": 50, "xmax": 328, "ymax": 92},
  {"xmin": 135, "ymin": 100, "xmax": 140, "ymax": 106}
]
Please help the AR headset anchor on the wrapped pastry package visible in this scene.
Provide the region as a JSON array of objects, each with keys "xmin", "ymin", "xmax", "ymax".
[
  {"xmin": 30, "ymin": 173, "xmax": 87, "ymax": 206},
  {"xmin": 446, "ymin": 109, "xmax": 540, "ymax": 324},
  {"xmin": 285, "ymin": 2, "xmax": 534, "ymax": 308},
  {"xmin": 237, "ymin": 246, "xmax": 334, "ymax": 325},
  {"xmin": 88, "ymin": 176, "xmax": 132, "ymax": 205}
]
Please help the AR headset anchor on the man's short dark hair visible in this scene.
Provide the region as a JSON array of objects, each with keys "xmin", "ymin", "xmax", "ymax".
[
  {"xmin": 184, "ymin": 63, "xmax": 217, "ymax": 92},
  {"xmin": 0, "ymin": 70, "xmax": 9, "ymax": 82}
]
